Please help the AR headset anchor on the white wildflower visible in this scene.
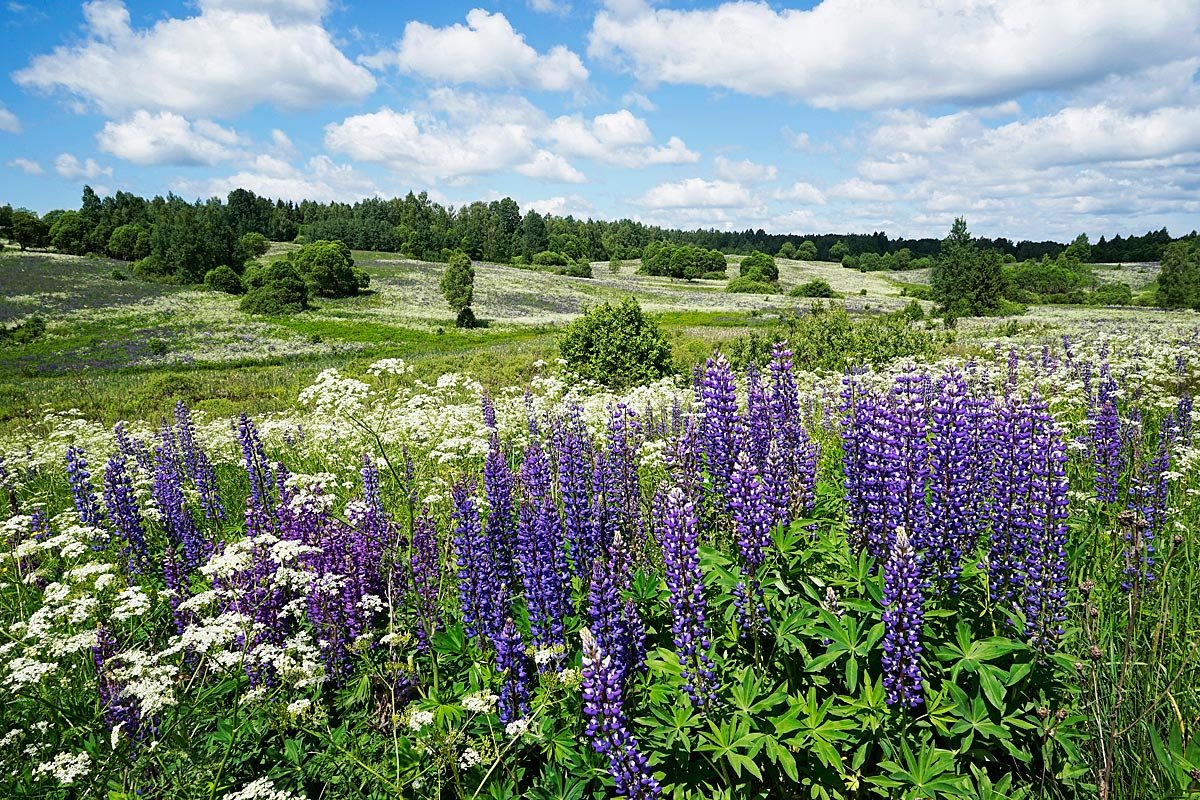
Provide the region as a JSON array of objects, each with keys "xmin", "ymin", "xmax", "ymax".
[{"xmin": 34, "ymin": 752, "xmax": 90, "ymax": 785}]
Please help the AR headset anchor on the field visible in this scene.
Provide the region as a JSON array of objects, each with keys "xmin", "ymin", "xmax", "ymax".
[{"xmin": 3, "ymin": 248, "xmax": 1200, "ymax": 799}]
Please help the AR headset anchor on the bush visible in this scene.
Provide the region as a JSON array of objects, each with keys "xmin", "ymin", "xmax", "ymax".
[
  {"xmin": 789, "ymin": 278, "xmax": 836, "ymax": 298},
  {"xmin": 239, "ymin": 261, "xmax": 309, "ymax": 315},
  {"xmin": 456, "ymin": 307, "xmax": 478, "ymax": 329},
  {"xmin": 901, "ymin": 299, "xmax": 925, "ymax": 321},
  {"xmin": 238, "ymin": 232, "xmax": 271, "ymax": 260},
  {"xmin": 727, "ymin": 277, "xmax": 779, "ymax": 294},
  {"xmin": 558, "ymin": 297, "xmax": 673, "ymax": 388},
  {"xmin": 701, "ymin": 270, "xmax": 728, "ymax": 281},
  {"xmin": 0, "ymin": 314, "xmax": 47, "ymax": 345},
  {"xmin": 132, "ymin": 254, "xmax": 173, "ymax": 281},
  {"xmin": 559, "ymin": 261, "xmax": 593, "ymax": 279},
  {"xmin": 726, "ymin": 302, "xmax": 946, "ymax": 372},
  {"xmin": 739, "ymin": 251, "xmax": 778, "ymax": 281},
  {"xmin": 110, "ymin": 268, "xmax": 128, "ymax": 281},
  {"xmin": 533, "ymin": 251, "xmax": 570, "ymax": 267},
  {"xmin": 204, "ymin": 265, "xmax": 244, "ymax": 295}
]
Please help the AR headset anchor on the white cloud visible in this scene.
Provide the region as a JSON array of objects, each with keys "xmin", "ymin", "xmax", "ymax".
[
  {"xmin": 524, "ymin": 194, "xmax": 596, "ymax": 218},
  {"xmin": 622, "ymin": 91, "xmax": 656, "ymax": 111},
  {"xmin": 97, "ymin": 110, "xmax": 240, "ymax": 165},
  {"xmin": 54, "ymin": 153, "xmax": 112, "ymax": 180},
  {"xmin": 828, "ymin": 178, "xmax": 895, "ymax": 202},
  {"xmin": 14, "ymin": 0, "xmax": 375, "ymax": 116},
  {"xmin": 0, "ymin": 105, "xmax": 21, "ymax": 133},
  {"xmin": 324, "ymin": 92, "xmax": 695, "ymax": 182},
  {"xmin": 782, "ymin": 127, "xmax": 812, "ymax": 152},
  {"xmin": 773, "ymin": 181, "xmax": 826, "ymax": 204},
  {"xmin": 548, "ymin": 110, "xmax": 698, "ymax": 167},
  {"xmin": 713, "ymin": 155, "xmax": 777, "ymax": 184},
  {"xmin": 857, "ymin": 153, "xmax": 930, "ymax": 184},
  {"xmin": 174, "ymin": 155, "xmax": 379, "ymax": 203},
  {"xmin": 588, "ymin": 0, "xmax": 1200, "ymax": 109},
  {"xmin": 515, "ymin": 150, "xmax": 586, "ymax": 183},
  {"xmin": 385, "ymin": 9, "xmax": 587, "ymax": 92},
  {"xmin": 8, "ymin": 158, "xmax": 43, "ymax": 175},
  {"xmin": 527, "ymin": 0, "xmax": 569, "ymax": 15},
  {"xmin": 635, "ymin": 178, "xmax": 756, "ymax": 209}
]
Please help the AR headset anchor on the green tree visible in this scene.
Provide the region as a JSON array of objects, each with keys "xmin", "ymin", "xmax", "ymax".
[
  {"xmin": 777, "ymin": 241, "xmax": 796, "ymax": 259},
  {"xmin": 796, "ymin": 240, "xmax": 819, "ymax": 261},
  {"xmin": 288, "ymin": 239, "xmax": 366, "ymax": 298},
  {"xmin": 669, "ymin": 245, "xmax": 702, "ymax": 280},
  {"xmin": 1157, "ymin": 241, "xmax": 1200, "ymax": 309},
  {"xmin": 520, "ymin": 210, "xmax": 548, "ymax": 261},
  {"xmin": 10, "ymin": 211, "xmax": 49, "ymax": 251},
  {"xmin": 441, "ymin": 251, "xmax": 475, "ymax": 323},
  {"xmin": 829, "ymin": 240, "xmax": 850, "ymax": 262},
  {"xmin": 1061, "ymin": 233, "xmax": 1091, "ymax": 265},
  {"xmin": 931, "ymin": 217, "xmax": 1004, "ymax": 315},
  {"xmin": 205, "ymin": 265, "xmax": 244, "ymax": 295},
  {"xmin": 558, "ymin": 297, "xmax": 673, "ymax": 388},
  {"xmin": 239, "ymin": 232, "xmax": 270, "ymax": 260},
  {"xmin": 108, "ymin": 224, "xmax": 147, "ymax": 261},
  {"xmin": 739, "ymin": 250, "xmax": 778, "ymax": 281},
  {"xmin": 49, "ymin": 211, "xmax": 91, "ymax": 255}
]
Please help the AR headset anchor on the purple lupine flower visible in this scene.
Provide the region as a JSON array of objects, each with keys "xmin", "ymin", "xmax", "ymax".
[
  {"xmin": 102, "ymin": 454, "xmax": 148, "ymax": 574},
  {"xmin": 882, "ymin": 373, "xmax": 930, "ymax": 556},
  {"xmin": 988, "ymin": 398, "xmax": 1034, "ymax": 604},
  {"xmin": 175, "ymin": 401, "xmax": 224, "ymax": 521},
  {"xmin": 700, "ymin": 354, "xmax": 740, "ymax": 500},
  {"xmin": 494, "ymin": 617, "xmax": 530, "ymax": 723},
  {"xmin": 655, "ymin": 486, "xmax": 717, "ymax": 708},
  {"xmin": 580, "ymin": 627, "xmax": 662, "ymax": 800},
  {"xmin": 1089, "ymin": 363, "xmax": 1124, "ymax": 503},
  {"xmin": 606, "ymin": 404, "xmax": 645, "ymax": 549},
  {"xmin": 745, "ymin": 365, "xmax": 771, "ymax": 469},
  {"xmin": 666, "ymin": 416, "xmax": 704, "ymax": 507},
  {"xmin": 153, "ymin": 431, "xmax": 208, "ymax": 572},
  {"xmin": 554, "ymin": 406, "xmax": 595, "ymax": 578},
  {"xmin": 1123, "ymin": 420, "xmax": 1171, "ymax": 592},
  {"xmin": 588, "ymin": 534, "xmax": 645, "ymax": 687},
  {"xmin": 453, "ymin": 478, "xmax": 504, "ymax": 647},
  {"xmin": 161, "ymin": 544, "xmax": 193, "ymax": 634},
  {"xmin": 729, "ymin": 450, "xmax": 772, "ymax": 637},
  {"xmin": 483, "ymin": 434, "xmax": 518, "ymax": 592},
  {"xmin": 113, "ymin": 422, "xmax": 153, "ymax": 475},
  {"xmin": 410, "ymin": 506, "xmax": 441, "ymax": 651},
  {"xmin": 840, "ymin": 373, "xmax": 873, "ymax": 549},
  {"xmin": 926, "ymin": 371, "xmax": 975, "ymax": 592},
  {"xmin": 236, "ymin": 412, "xmax": 274, "ymax": 513},
  {"xmin": 345, "ymin": 454, "xmax": 390, "ymax": 640},
  {"xmin": 1021, "ymin": 393, "xmax": 1069, "ymax": 653},
  {"xmin": 517, "ymin": 442, "xmax": 571, "ymax": 655},
  {"xmin": 481, "ymin": 388, "xmax": 497, "ymax": 429},
  {"xmin": 65, "ymin": 446, "xmax": 103, "ymax": 528},
  {"xmin": 881, "ymin": 528, "xmax": 924, "ymax": 709}
]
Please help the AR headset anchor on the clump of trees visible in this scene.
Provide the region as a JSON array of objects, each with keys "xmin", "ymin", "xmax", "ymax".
[
  {"xmin": 789, "ymin": 278, "xmax": 838, "ymax": 298},
  {"xmin": 286, "ymin": 239, "xmax": 368, "ymax": 298},
  {"xmin": 778, "ymin": 240, "xmax": 819, "ymax": 260},
  {"xmin": 239, "ymin": 260, "xmax": 309, "ymax": 315},
  {"xmin": 726, "ymin": 250, "xmax": 781, "ymax": 293},
  {"xmin": 931, "ymin": 218, "xmax": 1006, "ymax": 316},
  {"xmin": 558, "ymin": 297, "xmax": 673, "ymax": 388},
  {"xmin": 841, "ymin": 248, "xmax": 932, "ymax": 272},
  {"xmin": 204, "ymin": 265, "xmax": 243, "ymax": 295},
  {"xmin": 1157, "ymin": 240, "xmax": 1200, "ymax": 309},
  {"xmin": 441, "ymin": 251, "xmax": 477, "ymax": 328},
  {"xmin": 640, "ymin": 241, "xmax": 725, "ymax": 280}
]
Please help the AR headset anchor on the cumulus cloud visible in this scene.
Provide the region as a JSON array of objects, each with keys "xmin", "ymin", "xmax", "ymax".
[
  {"xmin": 635, "ymin": 178, "xmax": 756, "ymax": 209},
  {"xmin": 828, "ymin": 178, "xmax": 895, "ymax": 202},
  {"xmin": 524, "ymin": 194, "xmax": 597, "ymax": 218},
  {"xmin": 8, "ymin": 158, "xmax": 43, "ymax": 175},
  {"xmin": 14, "ymin": 0, "xmax": 375, "ymax": 116},
  {"xmin": 589, "ymin": 0, "xmax": 1200, "ymax": 108},
  {"xmin": 54, "ymin": 153, "xmax": 112, "ymax": 180},
  {"xmin": 324, "ymin": 91, "xmax": 694, "ymax": 183},
  {"xmin": 97, "ymin": 111, "xmax": 240, "ymax": 165},
  {"xmin": 174, "ymin": 155, "xmax": 379, "ymax": 203},
  {"xmin": 0, "ymin": 105, "xmax": 20, "ymax": 133},
  {"xmin": 381, "ymin": 9, "xmax": 587, "ymax": 92},
  {"xmin": 713, "ymin": 155, "xmax": 777, "ymax": 184},
  {"xmin": 773, "ymin": 181, "xmax": 827, "ymax": 204}
]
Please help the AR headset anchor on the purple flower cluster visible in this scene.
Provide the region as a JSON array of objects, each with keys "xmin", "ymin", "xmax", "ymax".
[
  {"xmin": 881, "ymin": 528, "xmax": 924, "ymax": 708},
  {"xmin": 517, "ymin": 441, "xmax": 571, "ymax": 655},
  {"xmin": 65, "ymin": 446, "xmax": 103, "ymax": 529},
  {"xmin": 494, "ymin": 617, "xmax": 530, "ymax": 723},
  {"xmin": 453, "ymin": 478, "xmax": 505, "ymax": 648},
  {"xmin": 655, "ymin": 486, "xmax": 716, "ymax": 708},
  {"xmin": 580, "ymin": 627, "xmax": 662, "ymax": 799},
  {"xmin": 729, "ymin": 450, "xmax": 771, "ymax": 637},
  {"xmin": 700, "ymin": 354, "xmax": 741, "ymax": 500},
  {"xmin": 93, "ymin": 627, "xmax": 153, "ymax": 741},
  {"xmin": 102, "ymin": 454, "xmax": 148, "ymax": 574},
  {"xmin": 409, "ymin": 506, "xmax": 441, "ymax": 650},
  {"xmin": 1088, "ymin": 362, "xmax": 1124, "ymax": 503}
]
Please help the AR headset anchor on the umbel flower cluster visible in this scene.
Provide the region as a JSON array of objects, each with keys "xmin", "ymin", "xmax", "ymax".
[{"xmin": 0, "ymin": 338, "xmax": 1186, "ymax": 797}]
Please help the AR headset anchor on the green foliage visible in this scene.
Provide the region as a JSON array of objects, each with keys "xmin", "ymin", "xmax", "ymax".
[
  {"xmin": 796, "ymin": 239, "xmax": 819, "ymax": 261},
  {"xmin": 110, "ymin": 267, "xmax": 128, "ymax": 281},
  {"xmin": 440, "ymin": 251, "xmax": 475, "ymax": 313},
  {"xmin": 727, "ymin": 302, "xmax": 946, "ymax": 372},
  {"xmin": 702, "ymin": 269, "xmax": 729, "ymax": 280},
  {"xmin": 843, "ymin": 248, "xmax": 917, "ymax": 272},
  {"xmin": 739, "ymin": 251, "xmax": 778, "ymax": 281},
  {"xmin": 559, "ymin": 260, "xmax": 593, "ymax": 279},
  {"xmin": 49, "ymin": 210, "xmax": 91, "ymax": 255},
  {"xmin": 533, "ymin": 250, "xmax": 570, "ymax": 267},
  {"xmin": 641, "ymin": 242, "xmax": 725, "ymax": 280},
  {"xmin": 107, "ymin": 224, "xmax": 149, "ymax": 261},
  {"xmin": 789, "ymin": 278, "xmax": 837, "ymax": 298},
  {"xmin": 10, "ymin": 210, "xmax": 49, "ymax": 251},
  {"xmin": 1157, "ymin": 240, "xmax": 1200, "ymax": 309},
  {"xmin": 239, "ymin": 260, "xmax": 309, "ymax": 315},
  {"xmin": 777, "ymin": 241, "xmax": 796, "ymax": 259},
  {"xmin": 287, "ymin": 239, "xmax": 366, "ymax": 298},
  {"xmin": 931, "ymin": 218, "xmax": 1005, "ymax": 315},
  {"xmin": 238, "ymin": 231, "xmax": 271, "ymax": 259},
  {"xmin": 727, "ymin": 276, "xmax": 779, "ymax": 294},
  {"xmin": 0, "ymin": 314, "xmax": 47, "ymax": 345},
  {"xmin": 150, "ymin": 197, "xmax": 240, "ymax": 283},
  {"xmin": 456, "ymin": 306, "xmax": 478, "ymax": 329},
  {"xmin": 205, "ymin": 265, "xmax": 244, "ymax": 295},
  {"xmin": 558, "ymin": 297, "xmax": 673, "ymax": 387},
  {"xmin": 829, "ymin": 240, "xmax": 850, "ymax": 261}
]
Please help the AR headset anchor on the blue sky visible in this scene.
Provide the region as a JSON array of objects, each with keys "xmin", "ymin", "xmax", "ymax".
[{"xmin": 1, "ymin": 0, "xmax": 1198, "ymax": 241}]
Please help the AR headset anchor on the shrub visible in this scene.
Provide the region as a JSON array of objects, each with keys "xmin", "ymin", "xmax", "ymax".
[
  {"xmin": 0, "ymin": 314, "xmax": 47, "ymax": 345},
  {"xmin": 204, "ymin": 265, "xmax": 244, "ymax": 295},
  {"xmin": 110, "ymin": 268, "xmax": 128, "ymax": 281},
  {"xmin": 108, "ymin": 224, "xmax": 148, "ymax": 261},
  {"xmin": 239, "ymin": 261, "xmax": 309, "ymax": 315},
  {"xmin": 533, "ymin": 251, "xmax": 570, "ymax": 267},
  {"xmin": 441, "ymin": 251, "xmax": 475, "ymax": 313},
  {"xmin": 701, "ymin": 270, "xmax": 728, "ymax": 281},
  {"xmin": 789, "ymin": 278, "xmax": 836, "ymax": 298},
  {"xmin": 901, "ymin": 299, "xmax": 925, "ymax": 321},
  {"xmin": 456, "ymin": 307, "xmax": 478, "ymax": 329},
  {"xmin": 727, "ymin": 276, "xmax": 779, "ymax": 294},
  {"xmin": 558, "ymin": 297, "xmax": 673, "ymax": 388},
  {"xmin": 238, "ymin": 232, "xmax": 271, "ymax": 260},
  {"xmin": 241, "ymin": 264, "xmax": 267, "ymax": 291},
  {"xmin": 739, "ymin": 250, "xmax": 778, "ymax": 281},
  {"xmin": 559, "ymin": 261, "xmax": 594, "ymax": 279},
  {"xmin": 132, "ymin": 254, "xmax": 173, "ymax": 281}
]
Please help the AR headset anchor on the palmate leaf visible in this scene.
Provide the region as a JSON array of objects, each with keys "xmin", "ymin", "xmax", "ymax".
[
  {"xmin": 874, "ymin": 742, "xmax": 970, "ymax": 798},
  {"xmin": 697, "ymin": 715, "xmax": 765, "ymax": 780},
  {"xmin": 775, "ymin": 689, "xmax": 854, "ymax": 772}
]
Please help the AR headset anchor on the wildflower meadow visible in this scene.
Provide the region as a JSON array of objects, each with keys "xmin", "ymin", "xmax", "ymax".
[{"xmin": 3, "ymin": 328, "xmax": 1199, "ymax": 800}]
